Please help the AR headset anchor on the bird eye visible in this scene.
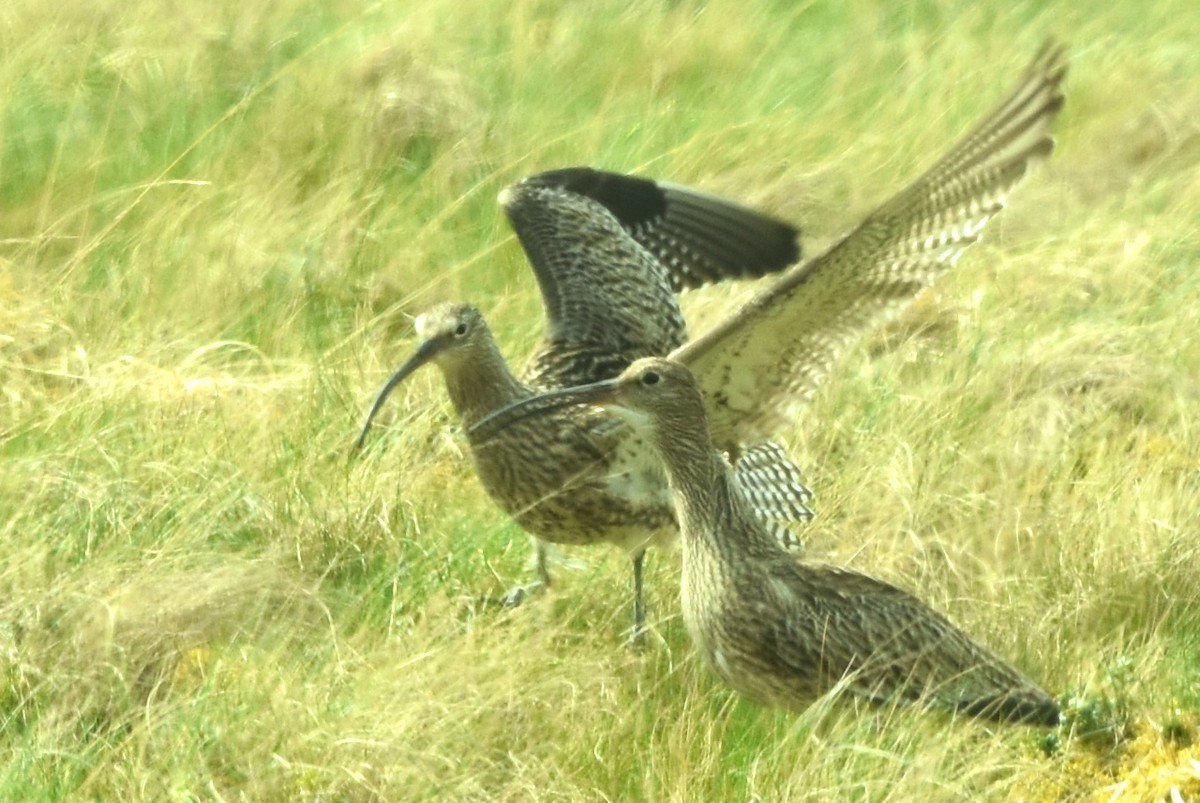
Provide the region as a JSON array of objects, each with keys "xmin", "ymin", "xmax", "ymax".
[
  {"xmin": 454, "ymin": 323, "xmax": 468, "ymax": 336},
  {"xmin": 642, "ymin": 371, "xmax": 660, "ymax": 386}
]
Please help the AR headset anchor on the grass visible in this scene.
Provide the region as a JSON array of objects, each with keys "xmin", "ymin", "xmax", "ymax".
[{"xmin": 3, "ymin": 0, "xmax": 1200, "ymax": 798}]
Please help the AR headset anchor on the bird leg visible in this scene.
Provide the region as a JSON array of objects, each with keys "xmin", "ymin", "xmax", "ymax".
[
  {"xmin": 494, "ymin": 538, "xmax": 553, "ymax": 607},
  {"xmin": 628, "ymin": 548, "xmax": 648, "ymax": 648},
  {"xmin": 534, "ymin": 538, "xmax": 552, "ymax": 588}
]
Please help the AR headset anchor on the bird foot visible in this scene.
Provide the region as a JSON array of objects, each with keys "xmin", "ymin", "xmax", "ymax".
[
  {"xmin": 493, "ymin": 580, "xmax": 547, "ymax": 608},
  {"xmin": 626, "ymin": 625, "xmax": 648, "ymax": 650},
  {"xmin": 624, "ymin": 620, "xmax": 667, "ymax": 651}
]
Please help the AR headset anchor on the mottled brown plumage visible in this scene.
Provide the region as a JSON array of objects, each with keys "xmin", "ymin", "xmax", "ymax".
[
  {"xmin": 356, "ymin": 173, "xmax": 810, "ymax": 638},
  {"xmin": 363, "ymin": 42, "xmax": 1067, "ymax": 641},
  {"xmin": 476, "ymin": 358, "xmax": 1060, "ymax": 725},
  {"xmin": 677, "ymin": 42, "xmax": 1067, "ymax": 454}
]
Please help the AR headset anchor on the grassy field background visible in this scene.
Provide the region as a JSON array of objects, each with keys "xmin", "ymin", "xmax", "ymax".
[{"xmin": 3, "ymin": 0, "xmax": 1199, "ymax": 799}]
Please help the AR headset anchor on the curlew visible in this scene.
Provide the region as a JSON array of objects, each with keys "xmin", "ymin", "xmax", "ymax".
[
  {"xmin": 358, "ymin": 170, "xmax": 811, "ymax": 638},
  {"xmin": 473, "ymin": 358, "xmax": 1061, "ymax": 725},
  {"xmin": 362, "ymin": 42, "xmax": 1067, "ymax": 642}
]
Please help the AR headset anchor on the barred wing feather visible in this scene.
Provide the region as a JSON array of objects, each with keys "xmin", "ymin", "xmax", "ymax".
[{"xmin": 675, "ymin": 42, "xmax": 1067, "ymax": 452}]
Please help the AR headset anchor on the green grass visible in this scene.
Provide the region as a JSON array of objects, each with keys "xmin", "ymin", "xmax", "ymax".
[{"xmin": 3, "ymin": 0, "xmax": 1200, "ymax": 798}]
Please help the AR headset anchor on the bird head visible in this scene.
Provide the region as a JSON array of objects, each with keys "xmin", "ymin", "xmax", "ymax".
[
  {"xmin": 355, "ymin": 302, "xmax": 492, "ymax": 449},
  {"xmin": 468, "ymin": 357, "xmax": 707, "ymax": 448}
]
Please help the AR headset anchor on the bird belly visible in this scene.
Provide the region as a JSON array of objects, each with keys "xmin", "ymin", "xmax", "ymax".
[{"xmin": 469, "ymin": 411, "xmax": 675, "ymax": 551}]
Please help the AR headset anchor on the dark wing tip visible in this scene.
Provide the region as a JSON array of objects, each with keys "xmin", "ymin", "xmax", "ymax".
[
  {"xmin": 503, "ymin": 167, "xmax": 667, "ymax": 226},
  {"xmin": 1032, "ymin": 37, "xmax": 1069, "ymax": 78},
  {"xmin": 504, "ymin": 167, "xmax": 801, "ymax": 291},
  {"xmin": 657, "ymin": 182, "xmax": 802, "ymax": 287}
]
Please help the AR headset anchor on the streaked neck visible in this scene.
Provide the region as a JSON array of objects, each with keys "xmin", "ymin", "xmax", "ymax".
[{"xmin": 441, "ymin": 342, "xmax": 531, "ymax": 427}]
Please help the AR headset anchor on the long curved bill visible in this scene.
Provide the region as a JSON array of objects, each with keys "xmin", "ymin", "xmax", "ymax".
[
  {"xmin": 467, "ymin": 379, "xmax": 620, "ymax": 445},
  {"xmin": 354, "ymin": 339, "xmax": 443, "ymax": 450}
]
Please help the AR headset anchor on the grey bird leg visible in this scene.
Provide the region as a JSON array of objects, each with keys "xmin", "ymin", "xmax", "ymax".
[
  {"xmin": 629, "ymin": 548, "xmax": 647, "ymax": 648},
  {"xmin": 535, "ymin": 538, "xmax": 552, "ymax": 588}
]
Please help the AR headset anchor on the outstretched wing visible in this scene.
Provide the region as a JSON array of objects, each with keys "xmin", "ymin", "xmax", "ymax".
[
  {"xmin": 502, "ymin": 168, "xmax": 800, "ymax": 387},
  {"xmin": 674, "ymin": 42, "xmax": 1067, "ymax": 451},
  {"xmin": 514, "ymin": 167, "xmax": 802, "ymax": 290}
]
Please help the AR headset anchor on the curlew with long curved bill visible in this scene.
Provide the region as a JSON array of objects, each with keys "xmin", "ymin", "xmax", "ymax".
[
  {"xmin": 360, "ymin": 42, "xmax": 1068, "ymax": 643},
  {"xmin": 472, "ymin": 358, "xmax": 1061, "ymax": 726}
]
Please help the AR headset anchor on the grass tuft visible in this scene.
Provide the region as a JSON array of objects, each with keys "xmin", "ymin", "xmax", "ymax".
[{"xmin": 3, "ymin": 0, "xmax": 1199, "ymax": 798}]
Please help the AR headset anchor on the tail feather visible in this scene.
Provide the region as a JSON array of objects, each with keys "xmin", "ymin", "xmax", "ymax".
[{"xmin": 732, "ymin": 441, "xmax": 814, "ymax": 549}]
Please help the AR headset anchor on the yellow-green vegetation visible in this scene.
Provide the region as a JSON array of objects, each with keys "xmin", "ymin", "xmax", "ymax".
[{"xmin": 2, "ymin": 0, "xmax": 1198, "ymax": 799}]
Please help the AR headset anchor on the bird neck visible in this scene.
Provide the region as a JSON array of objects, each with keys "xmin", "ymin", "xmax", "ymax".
[
  {"xmin": 440, "ymin": 342, "xmax": 532, "ymax": 428},
  {"xmin": 652, "ymin": 416, "xmax": 760, "ymax": 559}
]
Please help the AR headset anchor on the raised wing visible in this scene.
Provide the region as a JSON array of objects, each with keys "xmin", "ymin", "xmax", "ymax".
[
  {"xmin": 674, "ymin": 42, "xmax": 1067, "ymax": 451},
  {"xmin": 501, "ymin": 168, "xmax": 801, "ymax": 387},
  {"xmin": 511, "ymin": 167, "xmax": 802, "ymax": 291}
]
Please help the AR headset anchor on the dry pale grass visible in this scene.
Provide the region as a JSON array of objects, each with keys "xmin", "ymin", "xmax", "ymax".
[{"xmin": 2, "ymin": 0, "xmax": 1200, "ymax": 799}]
